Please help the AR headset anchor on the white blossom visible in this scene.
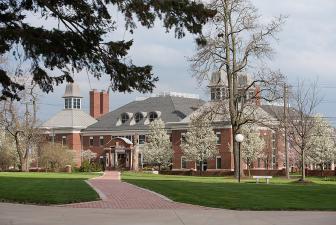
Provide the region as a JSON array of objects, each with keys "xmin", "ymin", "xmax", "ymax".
[
  {"xmin": 307, "ymin": 114, "xmax": 336, "ymax": 169},
  {"xmin": 82, "ymin": 149, "xmax": 97, "ymax": 162},
  {"xmin": 181, "ymin": 115, "xmax": 218, "ymax": 169},
  {"xmin": 240, "ymin": 124, "xmax": 265, "ymax": 169},
  {"xmin": 142, "ymin": 119, "xmax": 172, "ymax": 168}
]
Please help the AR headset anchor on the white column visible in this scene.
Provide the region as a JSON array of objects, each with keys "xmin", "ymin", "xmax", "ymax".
[
  {"xmin": 130, "ymin": 150, "xmax": 133, "ymax": 170},
  {"xmin": 115, "ymin": 151, "xmax": 117, "ymax": 167},
  {"xmin": 331, "ymin": 161, "xmax": 335, "ymax": 170}
]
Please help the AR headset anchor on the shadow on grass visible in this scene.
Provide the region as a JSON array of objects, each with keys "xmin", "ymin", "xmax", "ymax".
[
  {"xmin": 0, "ymin": 174, "xmax": 99, "ymax": 205},
  {"xmin": 123, "ymin": 176, "xmax": 336, "ymax": 211}
]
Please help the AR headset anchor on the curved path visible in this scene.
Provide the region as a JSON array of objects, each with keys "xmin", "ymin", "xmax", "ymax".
[{"xmin": 63, "ymin": 171, "xmax": 202, "ymax": 209}]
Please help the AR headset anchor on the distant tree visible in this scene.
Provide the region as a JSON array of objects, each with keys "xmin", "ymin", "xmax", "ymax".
[
  {"xmin": 241, "ymin": 124, "xmax": 265, "ymax": 177},
  {"xmin": 0, "ymin": 129, "xmax": 17, "ymax": 170},
  {"xmin": 181, "ymin": 115, "xmax": 218, "ymax": 172},
  {"xmin": 0, "ymin": 78, "xmax": 42, "ymax": 171},
  {"xmin": 0, "ymin": 0, "xmax": 215, "ymax": 100},
  {"xmin": 39, "ymin": 143, "xmax": 74, "ymax": 172},
  {"xmin": 82, "ymin": 150, "xmax": 97, "ymax": 163},
  {"xmin": 286, "ymin": 80, "xmax": 321, "ymax": 182},
  {"xmin": 189, "ymin": 0, "xmax": 285, "ymax": 178},
  {"xmin": 307, "ymin": 115, "xmax": 336, "ymax": 172},
  {"xmin": 142, "ymin": 119, "xmax": 172, "ymax": 170}
]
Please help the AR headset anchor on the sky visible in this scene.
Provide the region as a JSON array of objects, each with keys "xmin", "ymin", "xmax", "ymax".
[{"xmin": 32, "ymin": 0, "xmax": 336, "ymax": 124}]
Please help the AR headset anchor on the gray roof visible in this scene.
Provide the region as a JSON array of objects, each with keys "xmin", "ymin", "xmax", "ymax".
[
  {"xmin": 41, "ymin": 109, "xmax": 97, "ymax": 129},
  {"xmin": 261, "ymin": 105, "xmax": 300, "ymax": 121},
  {"xmin": 168, "ymin": 101, "xmax": 277, "ymax": 128},
  {"xmin": 85, "ymin": 95, "xmax": 205, "ymax": 131}
]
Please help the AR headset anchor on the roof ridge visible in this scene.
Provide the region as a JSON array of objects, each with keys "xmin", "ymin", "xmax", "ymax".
[{"xmin": 168, "ymin": 95, "xmax": 178, "ymax": 113}]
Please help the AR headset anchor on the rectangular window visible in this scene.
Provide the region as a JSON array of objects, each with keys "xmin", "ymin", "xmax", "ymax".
[
  {"xmin": 139, "ymin": 135, "xmax": 146, "ymax": 144},
  {"xmin": 216, "ymin": 156, "xmax": 222, "ymax": 169},
  {"xmin": 65, "ymin": 98, "xmax": 70, "ymax": 109},
  {"xmin": 215, "ymin": 88, "xmax": 221, "ymax": 100},
  {"xmin": 181, "ymin": 157, "xmax": 187, "ymax": 169},
  {"xmin": 211, "ymin": 89, "xmax": 215, "ymax": 100},
  {"xmin": 181, "ymin": 133, "xmax": 186, "ymax": 144},
  {"xmin": 99, "ymin": 136, "xmax": 104, "ymax": 146},
  {"xmin": 89, "ymin": 137, "xmax": 94, "ymax": 146},
  {"xmin": 62, "ymin": 136, "xmax": 66, "ymax": 146},
  {"xmin": 216, "ymin": 132, "xmax": 221, "ymax": 145},
  {"xmin": 73, "ymin": 98, "xmax": 80, "ymax": 109}
]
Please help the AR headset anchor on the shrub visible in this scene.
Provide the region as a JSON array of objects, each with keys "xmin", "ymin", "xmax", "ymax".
[
  {"xmin": 79, "ymin": 160, "xmax": 103, "ymax": 172},
  {"xmin": 39, "ymin": 143, "xmax": 74, "ymax": 172}
]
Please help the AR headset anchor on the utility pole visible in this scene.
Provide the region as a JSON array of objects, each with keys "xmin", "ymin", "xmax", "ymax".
[
  {"xmin": 24, "ymin": 101, "xmax": 30, "ymax": 172},
  {"xmin": 284, "ymin": 84, "xmax": 290, "ymax": 179}
]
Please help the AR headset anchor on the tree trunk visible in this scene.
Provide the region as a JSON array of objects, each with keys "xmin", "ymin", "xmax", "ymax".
[
  {"xmin": 300, "ymin": 150, "xmax": 305, "ymax": 181},
  {"xmin": 248, "ymin": 165, "xmax": 251, "ymax": 178}
]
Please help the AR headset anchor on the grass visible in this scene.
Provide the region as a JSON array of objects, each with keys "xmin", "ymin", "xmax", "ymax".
[
  {"xmin": 122, "ymin": 172, "xmax": 336, "ymax": 211},
  {"xmin": 0, "ymin": 172, "xmax": 101, "ymax": 205}
]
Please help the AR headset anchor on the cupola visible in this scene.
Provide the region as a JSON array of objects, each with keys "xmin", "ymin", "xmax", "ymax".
[{"xmin": 62, "ymin": 83, "xmax": 82, "ymax": 109}]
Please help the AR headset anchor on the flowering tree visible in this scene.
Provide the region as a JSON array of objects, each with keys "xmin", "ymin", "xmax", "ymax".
[
  {"xmin": 142, "ymin": 119, "xmax": 172, "ymax": 170},
  {"xmin": 307, "ymin": 115, "xmax": 336, "ymax": 171},
  {"xmin": 181, "ymin": 115, "xmax": 218, "ymax": 171},
  {"xmin": 241, "ymin": 125, "xmax": 265, "ymax": 177},
  {"xmin": 82, "ymin": 150, "xmax": 97, "ymax": 162}
]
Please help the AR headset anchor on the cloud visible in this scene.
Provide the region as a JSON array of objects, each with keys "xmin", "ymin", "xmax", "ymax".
[{"xmin": 35, "ymin": 0, "xmax": 336, "ymax": 124}]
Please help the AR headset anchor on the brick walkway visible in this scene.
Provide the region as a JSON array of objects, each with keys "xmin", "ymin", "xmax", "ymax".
[{"xmin": 63, "ymin": 171, "xmax": 203, "ymax": 209}]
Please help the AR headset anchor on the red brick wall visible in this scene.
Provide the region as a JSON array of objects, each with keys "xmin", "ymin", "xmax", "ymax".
[
  {"xmin": 82, "ymin": 135, "xmax": 133, "ymax": 159},
  {"xmin": 90, "ymin": 89, "xmax": 101, "ymax": 119},
  {"xmin": 100, "ymin": 91, "xmax": 109, "ymax": 116},
  {"xmin": 172, "ymin": 128, "xmax": 234, "ymax": 170}
]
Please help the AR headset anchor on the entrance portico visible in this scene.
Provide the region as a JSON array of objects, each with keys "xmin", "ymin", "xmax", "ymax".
[{"xmin": 104, "ymin": 137, "xmax": 134, "ymax": 170}]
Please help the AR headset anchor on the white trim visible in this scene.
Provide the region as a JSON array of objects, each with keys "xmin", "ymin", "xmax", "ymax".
[
  {"xmin": 81, "ymin": 130, "xmax": 155, "ymax": 136},
  {"xmin": 181, "ymin": 156, "xmax": 187, "ymax": 169},
  {"xmin": 216, "ymin": 132, "xmax": 221, "ymax": 145}
]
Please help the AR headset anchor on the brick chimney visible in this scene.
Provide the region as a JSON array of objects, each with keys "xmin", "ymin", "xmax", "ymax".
[
  {"xmin": 100, "ymin": 90, "xmax": 109, "ymax": 116},
  {"xmin": 90, "ymin": 89, "xmax": 109, "ymax": 119}
]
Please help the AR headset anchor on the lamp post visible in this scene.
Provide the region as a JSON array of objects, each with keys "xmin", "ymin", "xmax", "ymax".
[{"xmin": 235, "ymin": 133, "xmax": 244, "ymax": 183}]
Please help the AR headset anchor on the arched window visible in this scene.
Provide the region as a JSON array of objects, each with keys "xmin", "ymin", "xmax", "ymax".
[
  {"xmin": 134, "ymin": 113, "xmax": 144, "ymax": 123},
  {"xmin": 149, "ymin": 112, "xmax": 158, "ymax": 122},
  {"xmin": 121, "ymin": 113, "xmax": 129, "ymax": 124}
]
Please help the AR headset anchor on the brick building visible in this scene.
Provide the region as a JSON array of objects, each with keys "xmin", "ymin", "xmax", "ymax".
[{"xmin": 41, "ymin": 71, "xmax": 286, "ymax": 171}]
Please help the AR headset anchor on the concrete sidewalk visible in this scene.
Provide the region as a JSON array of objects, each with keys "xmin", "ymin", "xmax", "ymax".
[{"xmin": 1, "ymin": 203, "xmax": 336, "ymax": 225}]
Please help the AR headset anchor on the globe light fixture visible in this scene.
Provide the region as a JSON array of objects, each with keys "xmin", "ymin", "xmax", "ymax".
[{"xmin": 235, "ymin": 133, "xmax": 244, "ymax": 143}]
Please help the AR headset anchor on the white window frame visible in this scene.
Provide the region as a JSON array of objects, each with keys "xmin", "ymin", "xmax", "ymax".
[
  {"xmin": 216, "ymin": 132, "xmax": 221, "ymax": 145},
  {"xmin": 149, "ymin": 112, "xmax": 158, "ymax": 122},
  {"xmin": 181, "ymin": 156, "xmax": 187, "ymax": 169},
  {"xmin": 99, "ymin": 136, "xmax": 104, "ymax": 146},
  {"xmin": 62, "ymin": 136, "xmax": 66, "ymax": 146},
  {"xmin": 89, "ymin": 136, "xmax": 94, "ymax": 146},
  {"xmin": 121, "ymin": 113, "xmax": 129, "ymax": 124},
  {"xmin": 139, "ymin": 135, "xmax": 146, "ymax": 144},
  {"xmin": 134, "ymin": 113, "xmax": 144, "ymax": 123},
  {"xmin": 216, "ymin": 156, "xmax": 222, "ymax": 169}
]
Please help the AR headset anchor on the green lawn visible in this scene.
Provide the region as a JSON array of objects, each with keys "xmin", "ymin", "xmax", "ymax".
[
  {"xmin": 122, "ymin": 172, "xmax": 336, "ymax": 210},
  {"xmin": 0, "ymin": 172, "xmax": 101, "ymax": 205}
]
